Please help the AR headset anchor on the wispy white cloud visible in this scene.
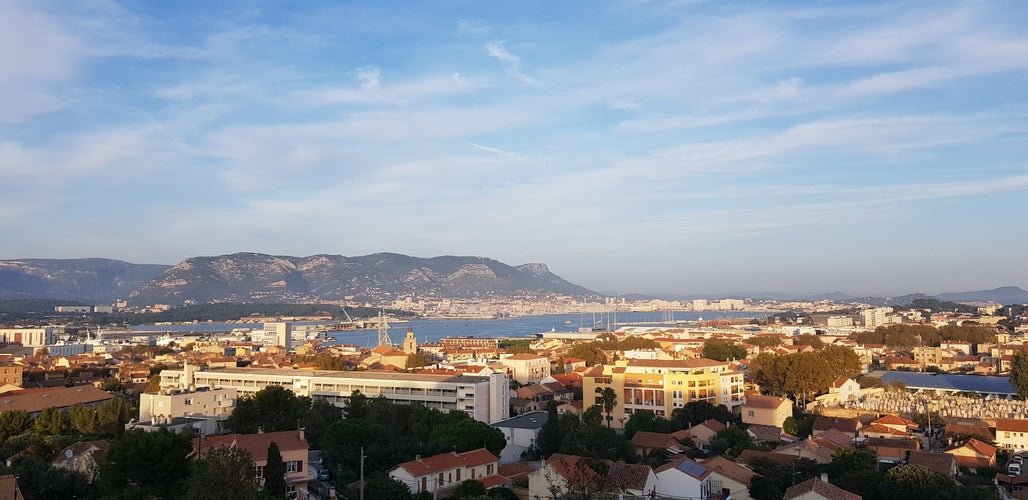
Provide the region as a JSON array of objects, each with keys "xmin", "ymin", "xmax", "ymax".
[
  {"xmin": 356, "ymin": 66, "xmax": 382, "ymax": 89},
  {"xmin": 485, "ymin": 41, "xmax": 540, "ymax": 86}
]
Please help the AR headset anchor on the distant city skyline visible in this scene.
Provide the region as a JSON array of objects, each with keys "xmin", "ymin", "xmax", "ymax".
[{"xmin": 2, "ymin": 1, "xmax": 1026, "ymax": 298}]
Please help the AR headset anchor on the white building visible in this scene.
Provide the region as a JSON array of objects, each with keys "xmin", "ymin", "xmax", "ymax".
[
  {"xmin": 861, "ymin": 307, "xmax": 893, "ymax": 328},
  {"xmin": 390, "ymin": 449, "xmax": 501, "ymax": 496},
  {"xmin": 137, "ymin": 363, "xmax": 238, "ymax": 435},
  {"xmin": 490, "ymin": 411, "xmax": 548, "ymax": 463},
  {"xmin": 827, "ymin": 316, "xmax": 854, "ymax": 328},
  {"xmin": 263, "ymin": 322, "xmax": 292, "ymax": 351},
  {"xmin": 497, "ymin": 354, "xmax": 550, "ymax": 385},
  {"xmin": 158, "ymin": 366, "xmax": 511, "ymax": 423},
  {"xmin": 0, "ymin": 328, "xmax": 57, "ymax": 348}
]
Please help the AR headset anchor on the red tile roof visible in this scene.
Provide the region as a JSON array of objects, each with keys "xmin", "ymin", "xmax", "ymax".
[
  {"xmin": 784, "ymin": 478, "xmax": 861, "ymax": 500},
  {"xmin": 744, "ymin": 394, "xmax": 789, "ymax": 409},
  {"xmin": 394, "ymin": 448, "xmax": 498, "ymax": 477},
  {"xmin": 197, "ymin": 430, "xmax": 308, "ymax": 460}
]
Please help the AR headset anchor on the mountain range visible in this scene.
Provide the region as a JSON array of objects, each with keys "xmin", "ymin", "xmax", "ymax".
[
  {"xmin": 1, "ymin": 254, "xmax": 1025, "ymax": 307},
  {"xmin": 0, "ymin": 253, "xmax": 596, "ymax": 305}
]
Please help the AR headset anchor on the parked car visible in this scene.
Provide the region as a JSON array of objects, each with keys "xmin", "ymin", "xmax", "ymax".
[
  {"xmin": 317, "ymin": 468, "xmax": 330, "ymax": 481},
  {"xmin": 1008, "ymin": 463, "xmax": 1022, "ymax": 476}
]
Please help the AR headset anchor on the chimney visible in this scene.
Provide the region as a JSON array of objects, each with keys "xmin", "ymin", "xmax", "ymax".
[
  {"xmin": 820, "ymin": 473, "xmax": 828, "ymax": 482},
  {"xmin": 257, "ymin": 426, "xmax": 264, "ymax": 434},
  {"xmin": 299, "ymin": 427, "xmax": 305, "ymax": 441},
  {"xmin": 415, "ymin": 454, "xmax": 422, "ymax": 461}
]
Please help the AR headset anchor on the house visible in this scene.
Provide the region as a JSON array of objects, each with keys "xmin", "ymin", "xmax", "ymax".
[
  {"xmin": 390, "ymin": 448, "xmax": 501, "ymax": 496},
  {"xmin": 829, "ymin": 377, "xmax": 860, "ymax": 403},
  {"xmin": 0, "ymin": 474, "xmax": 24, "ymax": 500},
  {"xmin": 858, "ymin": 423, "xmax": 908, "ymax": 439},
  {"xmin": 995, "ymin": 419, "xmax": 1028, "ymax": 451},
  {"xmin": 684, "ymin": 419, "xmax": 727, "ymax": 451},
  {"xmin": 529, "ymin": 454, "xmax": 655, "ymax": 499},
  {"xmin": 867, "ymin": 414, "xmax": 916, "ymax": 434},
  {"xmin": 631, "ymin": 431, "xmax": 677, "ymax": 458},
  {"xmin": 741, "ymin": 394, "xmax": 791, "ymax": 428},
  {"xmin": 498, "ymin": 354, "xmax": 551, "ymax": 385},
  {"xmin": 945, "ymin": 438, "xmax": 997, "ymax": 469},
  {"xmin": 490, "ymin": 411, "xmax": 548, "ymax": 463},
  {"xmin": 783, "ymin": 477, "xmax": 861, "ymax": 500},
  {"xmin": 197, "ymin": 429, "xmax": 310, "ymax": 498},
  {"xmin": 52, "ymin": 440, "xmax": 110, "ymax": 482},
  {"xmin": 700, "ymin": 455, "xmax": 756, "ymax": 500},
  {"xmin": 944, "ymin": 421, "xmax": 994, "ymax": 444},
  {"xmin": 907, "ymin": 451, "xmax": 958, "ymax": 477},
  {"xmin": 653, "ymin": 455, "xmax": 714, "ymax": 499},
  {"xmin": 812, "ymin": 416, "xmax": 860, "ymax": 436},
  {"xmin": 863, "ymin": 436, "xmax": 919, "ymax": 462}
]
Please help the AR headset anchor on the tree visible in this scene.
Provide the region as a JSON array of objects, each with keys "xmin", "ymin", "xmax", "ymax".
[
  {"xmin": 96, "ymin": 397, "xmax": 129, "ymax": 438},
  {"xmin": 599, "ymin": 388, "xmax": 617, "ymax": 428},
  {"xmin": 0, "ymin": 410, "xmax": 33, "ymax": 440},
  {"xmin": 363, "ymin": 471, "xmax": 413, "ymax": 500},
  {"xmin": 35, "ymin": 407, "xmax": 71, "ymax": 435},
  {"xmin": 225, "ymin": 385, "xmax": 308, "ymax": 434},
  {"xmin": 702, "ymin": 339, "xmax": 748, "ymax": 362},
  {"xmin": 709, "ymin": 426, "xmax": 753, "ymax": 457},
  {"xmin": 344, "ymin": 390, "xmax": 370, "ymax": 419},
  {"xmin": 145, "ymin": 375, "xmax": 162, "ymax": 393},
  {"xmin": 99, "ymin": 428, "xmax": 193, "ymax": 499},
  {"xmin": 567, "ymin": 343, "xmax": 607, "ymax": 366},
  {"xmin": 794, "ymin": 333, "xmax": 823, "ymax": 349},
  {"xmin": 405, "ymin": 352, "xmax": 431, "ymax": 369},
  {"xmin": 1011, "ymin": 350, "xmax": 1028, "ymax": 399},
  {"xmin": 624, "ymin": 410, "xmax": 670, "ymax": 439},
  {"xmin": 454, "ymin": 479, "xmax": 487, "ymax": 498},
  {"xmin": 99, "ymin": 378, "xmax": 124, "ymax": 392},
  {"xmin": 427, "ymin": 418, "xmax": 506, "ymax": 457},
  {"xmin": 68, "ymin": 403, "xmax": 98, "ymax": 435},
  {"xmin": 537, "ymin": 401, "xmax": 562, "ymax": 457},
  {"xmin": 263, "ymin": 441, "xmax": 287, "ymax": 498},
  {"xmin": 880, "ymin": 464, "xmax": 957, "ymax": 499},
  {"xmin": 582, "ymin": 406, "xmax": 604, "ymax": 427},
  {"xmin": 185, "ymin": 446, "xmax": 260, "ymax": 500}
]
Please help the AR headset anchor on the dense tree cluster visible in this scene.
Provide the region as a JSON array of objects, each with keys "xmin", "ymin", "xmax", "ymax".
[
  {"xmin": 748, "ymin": 346, "xmax": 862, "ymax": 405},
  {"xmin": 849, "ymin": 324, "xmax": 996, "ymax": 348},
  {"xmin": 565, "ymin": 335, "xmax": 660, "ymax": 366},
  {"xmin": 320, "ymin": 390, "xmax": 506, "ymax": 496},
  {"xmin": 701, "ymin": 339, "xmax": 748, "ymax": 362}
]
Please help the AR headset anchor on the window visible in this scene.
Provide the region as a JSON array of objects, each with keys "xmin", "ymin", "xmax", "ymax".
[
  {"xmin": 748, "ymin": 411, "xmax": 754, "ymax": 417},
  {"xmin": 286, "ymin": 460, "xmax": 303, "ymax": 473},
  {"xmin": 254, "ymin": 466, "xmax": 264, "ymax": 479},
  {"xmin": 487, "ymin": 464, "xmax": 494, "ymax": 475}
]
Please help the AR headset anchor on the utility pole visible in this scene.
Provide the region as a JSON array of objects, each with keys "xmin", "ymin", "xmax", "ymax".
[{"xmin": 360, "ymin": 446, "xmax": 365, "ymax": 500}]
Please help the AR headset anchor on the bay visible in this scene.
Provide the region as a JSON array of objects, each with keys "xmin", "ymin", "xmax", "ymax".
[{"xmin": 129, "ymin": 310, "xmax": 764, "ymax": 347}]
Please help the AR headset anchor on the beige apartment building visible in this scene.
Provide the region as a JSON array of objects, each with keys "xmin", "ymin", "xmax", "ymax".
[{"xmin": 582, "ymin": 358, "xmax": 744, "ymax": 428}]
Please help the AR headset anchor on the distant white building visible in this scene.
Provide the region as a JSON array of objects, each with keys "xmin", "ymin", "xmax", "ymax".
[
  {"xmin": 263, "ymin": 322, "xmax": 292, "ymax": 351},
  {"xmin": 861, "ymin": 307, "xmax": 893, "ymax": 328},
  {"xmin": 0, "ymin": 327, "xmax": 57, "ymax": 348},
  {"xmin": 136, "ymin": 363, "xmax": 238, "ymax": 435},
  {"xmin": 827, "ymin": 316, "xmax": 854, "ymax": 328}
]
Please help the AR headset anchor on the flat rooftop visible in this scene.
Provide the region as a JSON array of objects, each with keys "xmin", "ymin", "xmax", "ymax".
[
  {"xmin": 490, "ymin": 410, "xmax": 549, "ymax": 430},
  {"xmin": 185, "ymin": 367, "xmax": 491, "ymax": 384},
  {"xmin": 879, "ymin": 371, "xmax": 1017, "ymax": 396}
]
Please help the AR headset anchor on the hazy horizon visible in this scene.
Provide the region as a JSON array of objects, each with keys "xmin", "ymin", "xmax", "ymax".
[{"xmin": 2, "ymin": 1, "xmax": 1026, "ymax": 297}]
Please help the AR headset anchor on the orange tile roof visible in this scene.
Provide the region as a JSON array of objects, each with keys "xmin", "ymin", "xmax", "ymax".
[
  {"xmin": 198, "ymin": 430, "xmax": 308, "ymax": 460},
  {"xmin": 997, "ymin": 419, "xmax": 1028, "ymax": 433},
  {"xmin": 394, "ymin": 448, "xmax": 498, "ymax": 477},
  {"xmin": 744, "ymin": 394, "xmax": 789, "ymax": 409}
]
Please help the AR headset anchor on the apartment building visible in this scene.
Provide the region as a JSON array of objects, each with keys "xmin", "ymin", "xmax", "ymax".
[
  {"xmin": 159, "ymin": 366, "xmax": 510, "ymax": 423},
  {"xmin": 582, "ymin": 358, "xmax": 744, "ymax": 428}
]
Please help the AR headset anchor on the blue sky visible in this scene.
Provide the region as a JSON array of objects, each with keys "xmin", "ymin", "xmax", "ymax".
[{"xmin": 2, "ymin": 0, "xmax": 1027, "ymax": 297}]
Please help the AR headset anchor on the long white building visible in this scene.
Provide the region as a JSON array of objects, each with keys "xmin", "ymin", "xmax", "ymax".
[{"xmin": 158, "ymin": 367, "xmax": 511, "ymax": 424}]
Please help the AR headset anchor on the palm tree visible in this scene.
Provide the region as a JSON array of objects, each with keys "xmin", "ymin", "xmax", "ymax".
[{"xmin": 599, "ymin": 387, "xmax": 617, "ymax": 428}]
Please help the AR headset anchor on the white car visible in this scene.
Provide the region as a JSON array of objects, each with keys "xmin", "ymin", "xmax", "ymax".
[{"xmin": 1008, "ymin": 463, "xmax": 1022, "ymax": 476}]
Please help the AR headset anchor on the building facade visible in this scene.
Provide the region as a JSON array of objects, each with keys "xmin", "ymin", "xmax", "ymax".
[
  {"xmin": 582, "ymin": 358, "xmax": 744, "ymax": 428},
  {"xmin": 159, "ymin": 366, "xmax": 510, "ymax": 423}
]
